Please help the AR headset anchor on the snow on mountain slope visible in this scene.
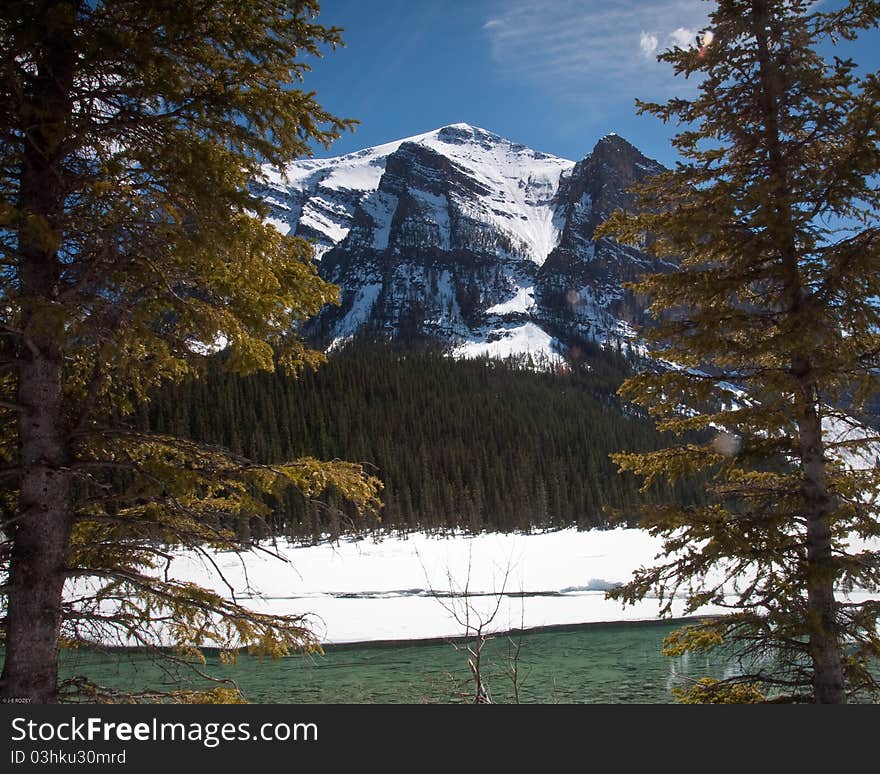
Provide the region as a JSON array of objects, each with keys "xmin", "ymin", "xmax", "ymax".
[
  {"xmin": 255, "ymin": 124, "xmax": 674, "ymax": 359},
  {"xmin": 415, "ymin": 124, "xmax": 573, "ymax": 264},
  {"xmin": 486, "ymin": 285, "xmax": 535, "ymax": 315},
  {"xmin": 259, "ymin": 124, "xmax": 574, "ymax": 266},
  {"xmin": 453, "ymin": 322, "xmax": 561, "ymax": 363}
]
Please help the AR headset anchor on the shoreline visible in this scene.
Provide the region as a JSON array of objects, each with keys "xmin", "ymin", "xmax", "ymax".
[
  {"xmin": 321, "ymin": 614, "xmax": 722, "ymax": 651},
  {"xmin": 55, "ymin": 614, "xmax": 720, "ymax": 656}
]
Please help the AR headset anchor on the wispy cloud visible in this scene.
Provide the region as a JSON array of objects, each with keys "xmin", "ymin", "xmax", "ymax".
[
  {"xmin": 639, "ymin": 31, "xmax": 659, "ymax": 59},
  {"xmin": 483, "ymin": 0, "xmax": 709, "ymax": 108}
]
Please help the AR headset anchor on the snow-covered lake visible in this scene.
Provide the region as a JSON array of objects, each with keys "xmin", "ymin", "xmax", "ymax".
[{"xmin": 167, "ymin": 527, "xmax": 879, "ymax": 645}]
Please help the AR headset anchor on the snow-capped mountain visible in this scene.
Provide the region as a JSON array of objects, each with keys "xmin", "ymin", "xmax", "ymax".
[{"xmin": 256, "ymin": 123, "xmax": 670, "ymax": 358}]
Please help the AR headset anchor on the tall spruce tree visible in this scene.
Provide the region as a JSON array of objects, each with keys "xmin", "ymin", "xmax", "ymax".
[
  {"xmin": 599, "ymin": 0, "xmax": 880, "ymax": 703},
  {"xmin": 0, "ymin": 0, "xmax": 381, "ymax": 703}
]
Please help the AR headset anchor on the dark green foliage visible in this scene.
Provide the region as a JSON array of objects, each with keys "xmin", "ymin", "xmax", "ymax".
[
  {"xmin": 599, "ymin": 0, "xmax": 880, "ymax": 703},
  {"xmin": 137, "ymin": 341, "xmax": 708, "ymax": 540},
  {"xmin": 0, "ymin": 0, "xmax": 379, "ymax": 703}
]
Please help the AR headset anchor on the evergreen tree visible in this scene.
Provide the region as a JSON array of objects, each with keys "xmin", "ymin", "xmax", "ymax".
[
  {"xmin": 599, "ymin": 0, "xmax": 880, "ymax": 702},
  {"xmin": 139, "ymin": 343, "xmax": 700, "ymax": 539},
  {"xmin": 0, "ymin": 0, "xmax": 381, "ymax": 703}
]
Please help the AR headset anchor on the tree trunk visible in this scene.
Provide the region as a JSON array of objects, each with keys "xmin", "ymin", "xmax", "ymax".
[
  {"xmin": 0, "ymin": 1, "xmax": 78, "ymax": 703},
  {"xmin": 797, "ymin": 389, "xmax": 847, "ymax": 704},
  {"xmin": 1, "ymin": 366, "xmax": 73, "ymax": 701},
  {"xmin": 749, "ymin": 0, "xmax": 846, "ymax": 702}
]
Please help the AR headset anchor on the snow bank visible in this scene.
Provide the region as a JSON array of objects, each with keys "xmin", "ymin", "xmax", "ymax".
[{"xmin": 161, "ymin": 527, "xmax": 875, "ymax": 645}]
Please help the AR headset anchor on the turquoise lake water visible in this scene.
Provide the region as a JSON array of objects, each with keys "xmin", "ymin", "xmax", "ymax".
[{"xmin": 57, "ymin": 620, "xmax": 737, "ymax": 703}]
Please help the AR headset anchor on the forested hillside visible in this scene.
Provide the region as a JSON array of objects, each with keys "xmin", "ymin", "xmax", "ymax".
[{"xmin": 135, "ymin": 343, "xmax": 707, "ymax": 541}]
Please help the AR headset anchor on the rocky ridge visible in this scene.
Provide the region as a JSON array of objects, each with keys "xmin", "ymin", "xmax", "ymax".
[{"xmin": 256, "ymin": 123, "xmax": 670, "ymax": 359}]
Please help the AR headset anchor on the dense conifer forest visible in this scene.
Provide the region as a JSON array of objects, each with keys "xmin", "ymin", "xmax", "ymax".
[{"xmin": 135, "ymin": 341, "xmax": 708, "ymax": 542}]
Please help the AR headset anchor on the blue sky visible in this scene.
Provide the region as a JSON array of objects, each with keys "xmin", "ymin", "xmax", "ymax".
[{"xmin": 302, "ymin": 0, "xmax": 879, "ymax": 166}]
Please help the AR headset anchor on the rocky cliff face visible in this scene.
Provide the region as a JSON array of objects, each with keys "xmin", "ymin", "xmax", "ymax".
[
  {"xmin": 256, "ymin": 123, "xmax": 670, "ymax": 359},
  {"xmin": 535, "ymin": 133, "xmax": 672, "ymax": 347}
]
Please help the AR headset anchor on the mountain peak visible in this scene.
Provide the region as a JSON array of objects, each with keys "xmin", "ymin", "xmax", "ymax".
[
  {"xmin": 434, "ymin": 122, "xmax": 505, "ymax": 147},
  {"xmin": 592, "ymin": 132, "xmax": 639, "ymax": 155},
  {"xmin": 586, "ymin": 133, "xmax": 664, "ymax": 181},
  {"xmin": 440, "ymin": 122, "xmax": 477, "ymax": 131}
]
